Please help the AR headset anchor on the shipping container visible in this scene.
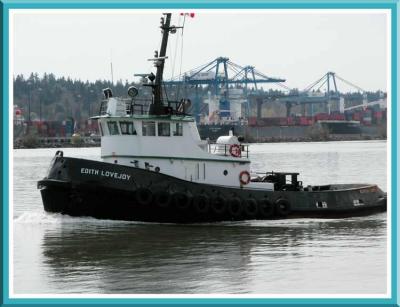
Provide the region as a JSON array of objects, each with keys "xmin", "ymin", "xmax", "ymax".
[
  {"xmin": 279, "ymin": 118, "xmax": 288, "ymax": 126},
  {"xmin": 248, "ymin": 117, "xmax": 257, "ymax": 126},
  {"xmin": 287, "ymin": 117, "xmax": 295, "ymax": 126},
  {"xmin": 353, "ymin": 113, "xmax": 361, "ymax": 121},
  {"xmin": 315, "ymin": 113, "xmax": 330, "ymax": 121},
  {"xmin": 299, "ymin": 117, "xmax": 309, "ymax": 126}
]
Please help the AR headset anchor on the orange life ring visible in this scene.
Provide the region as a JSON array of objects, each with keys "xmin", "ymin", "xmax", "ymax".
[
  {"xmin": 229, "ymin": 144, "xmax": 241, "ymax": 157},
  {"xmin": 239, "ymin": 170, "xmax": 250, "ymax": 185}
]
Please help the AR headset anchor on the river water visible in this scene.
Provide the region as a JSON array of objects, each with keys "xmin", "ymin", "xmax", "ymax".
[{"xmin": 11, "ymin": 141, "xmax": 388, "ymax": 296}]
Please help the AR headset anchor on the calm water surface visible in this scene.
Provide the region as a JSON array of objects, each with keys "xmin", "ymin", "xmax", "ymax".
[{"xmin": 12, "ymin": 141, "xmax": 387, "ymax": 295}]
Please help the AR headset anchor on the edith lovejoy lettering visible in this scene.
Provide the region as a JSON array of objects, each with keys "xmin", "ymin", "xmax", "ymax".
[{"xmin": 81, "ymin": 168, "xmax": 131, "ymax": 181}]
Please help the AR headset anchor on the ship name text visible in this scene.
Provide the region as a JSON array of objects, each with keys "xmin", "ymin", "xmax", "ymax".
[{"xmin": 80, "ymin": 168, "xmax": 131, "ymax": 180}]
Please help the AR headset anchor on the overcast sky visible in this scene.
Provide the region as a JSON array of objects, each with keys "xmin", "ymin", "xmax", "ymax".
[{"xmin": 12, "ymin": 9, "xmax": 388, "ymax": 92}]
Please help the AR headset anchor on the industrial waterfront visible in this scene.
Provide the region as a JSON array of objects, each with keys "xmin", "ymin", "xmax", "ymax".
[{"xmin": 13, "ymin": 64, "xmax": 387, "ymax": 148}]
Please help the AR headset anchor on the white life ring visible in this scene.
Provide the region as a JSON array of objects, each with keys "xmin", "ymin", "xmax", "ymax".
[
  {"xmin": 239, "ymin": 170, "xmax": 250, "ymax": 185},
  {"xmin": 229, "ymin": 144, "xmax": 241, "ymax": 157}
]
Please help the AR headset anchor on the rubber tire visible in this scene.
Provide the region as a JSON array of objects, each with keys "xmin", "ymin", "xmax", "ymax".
[
  {"xmin": 193, "ymin": 194, "xmax": 210, "ymax": 213},
  {"xmin": 275, "ymin": 198, "xmax": 291, "ymax": 217},
  {"xmin": 211, "ymin": 196, "xmax": 227, "ymax": 215},
  {"xmin": 154, "ymin": 190, "xmax": 171, "ymax": 208},
  {"xmin": 258, "ymin": 198, "xmax": 274, "ymax": 218},
  {"xmin": 172, "ymin": 192, "xmax": 191, "ymax": 210},
  {"xmin": 243, "ymin": 198, "xmax": 258, "ymax": 218},
  {"xmin": 227, "ymin": 197, "xmax": 243, "ymax": 218},
  {"xmin": 135, "ymin": 187, "xmax": 153, "ymax": 206}
]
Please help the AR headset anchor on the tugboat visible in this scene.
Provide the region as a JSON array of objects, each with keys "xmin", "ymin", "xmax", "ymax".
[{"xmin": 37, "ymin": 13, "xmax": 387, "ymax": 223}]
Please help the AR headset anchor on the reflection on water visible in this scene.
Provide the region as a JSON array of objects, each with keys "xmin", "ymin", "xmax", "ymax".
[{"xmin": 31, "ymin": 215, "xmax": 386, "ymax": 294}]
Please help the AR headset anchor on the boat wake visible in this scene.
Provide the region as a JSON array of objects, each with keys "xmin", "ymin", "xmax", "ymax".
[
  {"xmin": 14, "ymin": 210, "xmax": 378, "ymax": 227},
  {"xmin": 13, "ymin": 211, "xmax": 135, "ymax": 225}
]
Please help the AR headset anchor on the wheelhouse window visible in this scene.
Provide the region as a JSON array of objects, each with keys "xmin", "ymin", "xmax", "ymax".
[
  {"xmin": 142, "ymin": 121, "xmax": 156, "ymax": 136},
  {"xmin": 107, "ymin": 121, "xmax": 119, "ymax": 135},
  {"xmin": 120, "ymin": 121, "xmax": 137, "ymax": 135},
  {"xmin": 158, "ymin": 122, "xmax": 170, "ymax": 137},
  {"xmin": 172, "ymin": 122, "xmax": 183, "ymax": 136}
]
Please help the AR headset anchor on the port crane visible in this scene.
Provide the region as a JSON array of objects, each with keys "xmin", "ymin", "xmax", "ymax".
[
  {"xmin": 256, "ymin": 72, "xmax": 370, "ymax": 118},
  {"xmin": 163, "ymin": 57, "xmax": 286, "ymax": 121},
  {"xmin": 277, "ymin": 71, "xmax": 341, "ymax": 117}
]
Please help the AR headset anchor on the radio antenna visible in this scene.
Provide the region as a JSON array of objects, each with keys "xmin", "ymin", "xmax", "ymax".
[{"xmin": 110, "ymin": 49, "xmax": 114, "ymax": 85}]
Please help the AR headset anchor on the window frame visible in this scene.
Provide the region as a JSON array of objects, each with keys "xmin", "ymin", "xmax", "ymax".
[
  {"xmin": 172, "ymin": 122, "xmax": 183, "ymax": 136},
  {"xmin": 107, "ymin": 121, "xmax": 120, "ymax": 135},
  {"xmin": 157, "ymin": 122, "xmax": 171, "ymax": 137},
  {"xmin": 142, "ymin": 121, "xmax": 156, "ymax": 136},
  {"xmin": 119, "ymin": 121, "xmax": 137, "ymax": 135}
]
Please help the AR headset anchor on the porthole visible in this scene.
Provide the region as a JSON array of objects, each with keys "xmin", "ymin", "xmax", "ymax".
[{"xmin": 223, "ymin": 170, "xmax": 228, "ymax": 176}]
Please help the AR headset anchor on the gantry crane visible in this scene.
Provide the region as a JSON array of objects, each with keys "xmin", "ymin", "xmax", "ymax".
[
  {"xmin": 163, "ymin": 57, "xmax": 286, "ymax": 121},
  {"xmin": 255, "ymin": 72, "xmax": 368, "ymax": 118}
]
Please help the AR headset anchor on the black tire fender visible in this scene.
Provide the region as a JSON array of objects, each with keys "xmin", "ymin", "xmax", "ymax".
[
  {"xmin": 227, "ymin": 197, "xmax": 243, "ymax": 218},
  {"xmin": 211, "ymin": 196, "xmax": 227, "ymax": 215},
  {"xmin": 258, "ymin": 198, "xmax": 274, "ymax": 218},
  {"xmin": 243, "ymin": 198, "xmax": 258, "ymax": 217},
  {"xmin": 154, "ymin": 190, "xmax": 171, "ymax": 208},
  {"xmin": 275, "ymin": 198, "xmax": 291, "ymax": 217},
  {"xmin": 135, "ymin": 187, "xmax": 153, "ymax": 206},
  {"xmin": 193, "ymin": 194, "xmax": 210, "ymax": 213},
  {"xmin": 172, "ymin": 192, "xmax": 191, "ymax": 210}
]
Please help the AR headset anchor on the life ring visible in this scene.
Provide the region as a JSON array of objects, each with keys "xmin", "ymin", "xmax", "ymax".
[
  {"xmin": 243, "ymin": 198, "xmax": 258, "ymax": 218},
  {"xmin": 154, "ymin": 190, "xmax": 171, "ymax": 208},
  {"xmin": 274, "ymin": 198, "xmax": 291, "ymax": 217},
  {"xmin": 227, "ymin": 197, "xmax": 243, "ymax": 218},
  {"xmin": 211, "ymin": 196, "xmax": 227, "ymax": 215},
  {"xmin": 258, "ymin": 198, "xmax": 274, "ymax": 218},
  {"xmin": 229, "ymin": 144, "xmax": 242, "ymax": 157},
  {"xmin": 239, "ymin": 171, "xmax": 251, "ymax": 185},
  {"xmin": 193, "ymin": 194, "xmax": 210, "ymax": 213},
  {"xmin": 135, "ymin": 187, "xmax": 153, "ymax": 206},
  {"xmin": 172, "ymin": 192, "xmax": 191, "ymax": 210}
]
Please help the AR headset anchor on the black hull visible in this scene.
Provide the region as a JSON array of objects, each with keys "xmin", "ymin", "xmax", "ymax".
[{"xmin": 38, "ymin": 152, "xmax": 386, "ymax": 223}]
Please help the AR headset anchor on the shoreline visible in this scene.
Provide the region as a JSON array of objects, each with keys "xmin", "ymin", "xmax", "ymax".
[{"xmin": 13, "ymin": 135, "xmax": 387, "ymax": 149}]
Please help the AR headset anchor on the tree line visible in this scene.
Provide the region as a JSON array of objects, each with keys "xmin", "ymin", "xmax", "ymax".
[
  {"xmin": 13, "ymin": 72, "xmax": 385, "ymax": 122},
  {"xmin": 13, "ymin": 73, "xmax": 134, "ymax": 122}
]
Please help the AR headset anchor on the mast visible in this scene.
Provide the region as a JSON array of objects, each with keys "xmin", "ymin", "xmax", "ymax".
[{"xmin": 150, "ymin": 13, "xmax": 173, "ymax": 115}]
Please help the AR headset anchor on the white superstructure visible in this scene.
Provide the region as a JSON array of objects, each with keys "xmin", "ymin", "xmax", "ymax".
[
  {"xmin": 91, "ymin": 13, "xmax": 273, "ymax": 190},
  {"xmin": 95, "ymin": 97, "xmax": 273, "ymax": 190}
]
